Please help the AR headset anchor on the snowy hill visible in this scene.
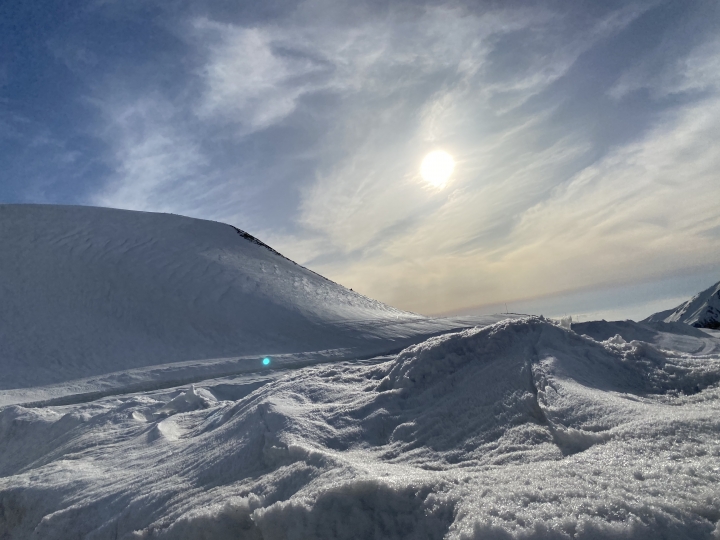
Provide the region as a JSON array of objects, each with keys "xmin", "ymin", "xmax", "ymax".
[
  {"xmin": 643, "ymin": 279, "xmax": 720, "ymax": 329},
  {"xmin": 0, "ymin": 205, "xmax": 488, "ymax": 399}
]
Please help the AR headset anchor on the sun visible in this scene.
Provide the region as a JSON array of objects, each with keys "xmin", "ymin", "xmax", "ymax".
[{"xmin": 420, "ymin": 150, "xmax": 455, "ymax": 188}]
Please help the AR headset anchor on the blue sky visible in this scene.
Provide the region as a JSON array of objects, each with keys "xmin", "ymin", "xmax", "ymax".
[{"xmin": 2, "ymin": 0, "xmax": 719, "ymax": 319}]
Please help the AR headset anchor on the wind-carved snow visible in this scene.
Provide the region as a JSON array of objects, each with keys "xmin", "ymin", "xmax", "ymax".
[
  {"xmin": 2, "ymin": 317, "xmax": 719, "ymax": 539},
  {"xmin": 573, "ymin": 319, "xmax": 720, "ymax": 355},
  {"xmin": 645, "ymin": 279, "xmax": 720, "ymax": 329}
]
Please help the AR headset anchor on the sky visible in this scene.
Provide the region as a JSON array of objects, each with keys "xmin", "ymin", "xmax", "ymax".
[{"xmin": 2, "ymin": 0, "xmax": 720, "ymax": 321}]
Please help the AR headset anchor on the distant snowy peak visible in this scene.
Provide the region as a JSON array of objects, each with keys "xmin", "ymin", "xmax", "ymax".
[{"xmin": 644, "ymin": 280, "xmax": 720, "ymax": 329}]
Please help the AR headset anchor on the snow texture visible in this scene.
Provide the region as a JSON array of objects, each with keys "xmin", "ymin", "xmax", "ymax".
[
  {"xmin": 645, "ymin": 280, "xmax": 720, "ymax": 329},
  {"xmin": 2, "ymin": 317, "xmax": 720, "ymax": 539}
]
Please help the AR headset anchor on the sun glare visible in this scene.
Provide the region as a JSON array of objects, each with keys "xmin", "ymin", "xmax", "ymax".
[{"xmin": 420, "ymin": 150, "xmax": 455, "ymax": 188}]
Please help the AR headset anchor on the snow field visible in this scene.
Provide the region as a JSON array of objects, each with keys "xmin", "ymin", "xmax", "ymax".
[{"xmin": 2, "ymin": 317, "xmax": 720, "ymax": 539}]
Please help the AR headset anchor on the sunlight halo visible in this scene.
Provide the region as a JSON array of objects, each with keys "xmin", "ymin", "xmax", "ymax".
[{"xmin": 420, "ymin": 150, "xmax": 455, "ymax": 188}]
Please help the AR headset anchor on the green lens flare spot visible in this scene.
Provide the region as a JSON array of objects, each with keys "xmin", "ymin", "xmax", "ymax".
[{"xmin": 262, "ymin": 357, "xmax": 271, "ymax": 366}]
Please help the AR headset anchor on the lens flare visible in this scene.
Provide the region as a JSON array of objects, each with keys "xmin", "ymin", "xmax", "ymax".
[
  {"xmin": 262, "ymin": 357, "xmax": 271, "ymax": 366},
  {"xmin": 420, "ymin": 150, "xmax": 455, "ymax": 188}
]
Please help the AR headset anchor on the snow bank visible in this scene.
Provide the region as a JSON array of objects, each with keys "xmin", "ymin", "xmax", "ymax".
[{"xmin": 2, "ymin": 317, "xmax": 719, "ymax": 539}]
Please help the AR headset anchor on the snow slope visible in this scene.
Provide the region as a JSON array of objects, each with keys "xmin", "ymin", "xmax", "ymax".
[
  {"xmin": 644, "ymin": 280, "xmax": 720, "ymax": 329},
  {"xmin": 0, "ymin": 205, "xmax": 491, "ymax": 400},
  {"xmin": 2, "ymin": 317, "xmax": 719, "ymax": 539}
]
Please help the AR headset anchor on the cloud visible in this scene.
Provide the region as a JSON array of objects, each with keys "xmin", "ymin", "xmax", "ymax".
[
  {"xmin": 325, "ymin": 84, "xmax": 720, "ymax": 315},
  {"xmin": 291, "ymin": 3, "xmax": 643, "ymax": 254},
  {"xmin": 273, "ymin": 2, "xmax": 651, "ymax": 267},
  {"xmin": 512, "ymin": 121, "xmax": 718, "ymax": 286},
  {"xmin": 194, "ymin": 21, "xmax": 332, "ymax": 131},
  {"xmin": 90, "ymin": 3, "xmax": 569, "ymax": 235},
  {"xmin": 286, "ymin": 7, "xmax": 720, "ymax": 314},
  {"xmin": 89, "ymin": 96, "xmax": 209, "ymax": 214},
  {"xmin": 610, "ymin": 36, "xmax": 720, "ymax": 100},
  {"xmin": 77, "ymin": 0, "xmax": 719, "ymax": 317}
]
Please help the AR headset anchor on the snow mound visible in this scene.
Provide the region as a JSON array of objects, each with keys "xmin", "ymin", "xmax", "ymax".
[
  {"xmin": 0, "ymin": 204, "xmax": 477, "ymax": 394},
  {"xmin": 3, "ymin": 317, "xmax": 720, "ymax": 539},
  {"xmin": 644, "ymin": 279, "xmax": 720, "ymax": 329},
  {"xmin": 156, "ymin": 385, "xmax": 217, "ymax": 416}
]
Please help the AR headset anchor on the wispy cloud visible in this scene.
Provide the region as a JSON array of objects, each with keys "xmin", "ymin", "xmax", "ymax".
[
  {"xmin": 90, "ymin": 97, "xmax": 203, "ymax": 212},
  {"xmin": 12, "ymin": 0, "xmax": 718, "ymax": 317},
  {"xmin": 324, "ymin": 67, "xmax": 720, "ymax": 314},
  {"xmin": 610, "ymin": 31, "xmax": 720, "ymax": 99},
  {"xmin": 290, "ymin": 4, "xmax": 647, "ymax": 254},
  {"xmin": 194, "ymin": 21, "xmax": 332, "ymax": 131},
  {"xmin": 259, "ymin": 3, "xmax": 648, "ymax": 258}
]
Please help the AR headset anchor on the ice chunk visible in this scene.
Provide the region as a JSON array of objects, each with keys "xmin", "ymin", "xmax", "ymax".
[
  {"xmin": 559, "ymin": 315, "xmax": 572, "ymax": 330},
  {"xmin": 156, "ymin": 385, "xmax": 217, "ymax": 416}
]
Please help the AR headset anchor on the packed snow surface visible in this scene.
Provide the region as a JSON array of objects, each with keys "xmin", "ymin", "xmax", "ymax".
[
  {"xmin": 0, "ymin": 205, "xmax": 496, "ymax": 405},
  {"xmin": 645, "ymin": 280, "xmax": 720, "ymax": 329},
  {"xmin": 2, "ymin": 317, "xmax": 720, "ymax": 539}
]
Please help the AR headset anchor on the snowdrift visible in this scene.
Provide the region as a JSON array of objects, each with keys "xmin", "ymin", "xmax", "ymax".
[
  {"xmin": 0, "ymin": 205, "xmax": 484, "ymax": 396},
  {"xmin": 2, "ymin": 317, "xmax": 719, "ymax": 539},
  {"xmin": 573, "ymin": 319, "xmax": 720, "ymax": 355},
  {"xmin": 644, "ymin": 279, "xmax": 720, "ymax": 329}
]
